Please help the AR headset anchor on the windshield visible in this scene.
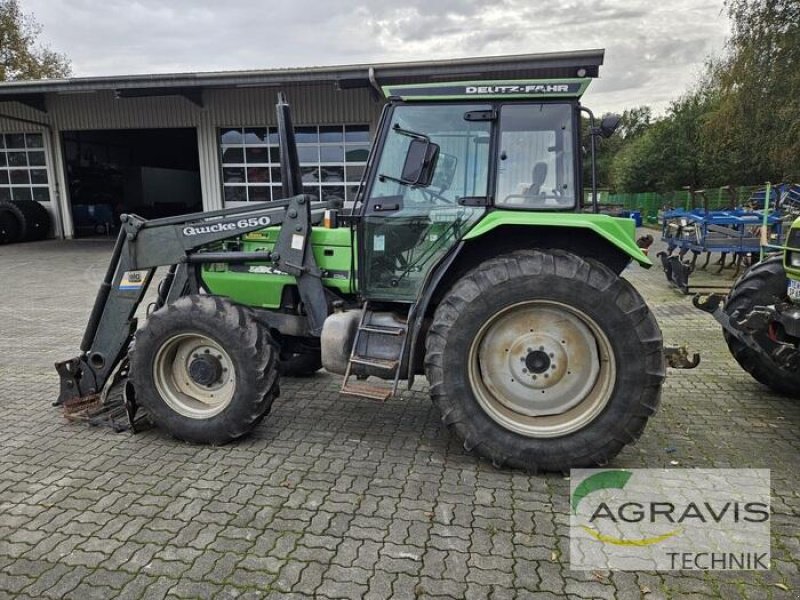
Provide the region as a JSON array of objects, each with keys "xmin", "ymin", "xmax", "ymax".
[
  {"xmin": 495, "ymin": 103, "xmax": 576, "ymax": 209},
  {"xmin": 368, "ymin": 104, "xmax": 492, "ymax": 207}
]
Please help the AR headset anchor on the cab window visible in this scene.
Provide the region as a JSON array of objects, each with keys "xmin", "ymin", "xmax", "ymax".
[{"xmin": 495, "ymin": 104, "xmax": 575, "ymax": 209}]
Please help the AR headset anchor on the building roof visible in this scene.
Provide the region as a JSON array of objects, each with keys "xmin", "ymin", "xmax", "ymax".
[{"xmin": 0, "ymin": 50, "xmax": 604, "ymax": 112}]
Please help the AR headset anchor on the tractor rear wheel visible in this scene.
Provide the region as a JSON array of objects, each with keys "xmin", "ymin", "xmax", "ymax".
[
  {"xmin": 130, "ymin": 295, "xmax": 279, "ymax": 444},
  {"xmin": 723, "ymin": 256, "xmax": 800, "ymax": 396},
  {"xmin": 425, "ymin": 250, "xmax": 665, "ymax": 472}
]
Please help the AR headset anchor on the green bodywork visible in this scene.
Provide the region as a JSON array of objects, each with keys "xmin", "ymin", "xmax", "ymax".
[
  {"xmin": 202, "ymin": 226, "xmax": 354, "ymax": 309},
  {"xmin": 201, "ymin": 210, "xmax": 648, "ymax": 309},
  {"xmin": 463, "ymin": 211, "xmax": 650, "ymax": 267},
  {"xmin": 784, "ymin": 216, "xmax": 800, "ymax": 283}
]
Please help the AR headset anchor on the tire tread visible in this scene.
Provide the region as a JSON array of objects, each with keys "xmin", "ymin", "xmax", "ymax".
[{"xmin": 424, "ymin": 250, "xmax": 665, "ymax": 472}]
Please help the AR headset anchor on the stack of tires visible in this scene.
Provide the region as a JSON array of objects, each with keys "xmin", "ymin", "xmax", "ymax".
[{"xmin": 0, "ymin": 199, "xmax": 50, "ymax": 245}]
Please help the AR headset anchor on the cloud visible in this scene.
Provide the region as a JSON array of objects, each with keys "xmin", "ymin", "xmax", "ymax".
[{"xmin": 25, "ymin": 0, "xmax": 729, "ymax": 114}]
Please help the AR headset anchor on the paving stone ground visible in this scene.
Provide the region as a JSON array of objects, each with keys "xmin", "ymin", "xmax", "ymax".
[{"xmin": 0, "ymin": 235, "xmax": 798, "ymax": 599}]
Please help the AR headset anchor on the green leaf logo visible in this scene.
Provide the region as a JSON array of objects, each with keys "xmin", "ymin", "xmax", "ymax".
[
  {"xmin": 571, "ymin": 470, "xmax": 632, "ymax": 514},
  {"xmin": 572, "ymin": 470, "xmax": 681, "ymax": 546}
]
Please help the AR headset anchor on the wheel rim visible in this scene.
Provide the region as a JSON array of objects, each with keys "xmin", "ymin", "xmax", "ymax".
[
  {"xmin": 468, "ymin": 300, "xmax": 616, "ymax": 438},
  {"xmin": 153, "ymin": 333, "xmax": 236, "ymax": 419}
]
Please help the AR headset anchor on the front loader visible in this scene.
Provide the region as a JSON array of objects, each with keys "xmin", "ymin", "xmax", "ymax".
[{"xmin": 56, "ymin": 62, "xmax": 697, "ymax": 472}]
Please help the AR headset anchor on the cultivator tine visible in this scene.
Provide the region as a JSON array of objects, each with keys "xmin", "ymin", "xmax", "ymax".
[
  {"xmin": 700, "ymin": 252, "xmax": 711, "ymax": 270},
  {"xmin": 658, "ymin": 252, "xmax": 692, "ymax": 294},
  {"xmin": 658, "ymin": 251, "xmax": 672, "ymax": 278},
  {"xmin": 732, "ymin": 255, "xmax": 743, "ymax": 278},
  {"xmin": 716, "ymin": 252, "xmax": 727, "ymax": 273}
]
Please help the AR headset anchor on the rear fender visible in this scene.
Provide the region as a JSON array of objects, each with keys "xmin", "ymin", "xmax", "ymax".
[
  {"xmin": 405, "ymin": 216, "xmax": 650, "ymax": 384},
  {"xmin": 463, "ymin": 211, "xmax": 651, "ymax": 268}
]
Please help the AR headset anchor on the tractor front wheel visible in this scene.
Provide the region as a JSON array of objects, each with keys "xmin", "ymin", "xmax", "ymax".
[
  {"xmin": 130, "ymin": 295, "xmax": 279, "ymax": 444},
  {"xmin": 425, "ymin": 250, "xmax": 665, "ymax": 472}
]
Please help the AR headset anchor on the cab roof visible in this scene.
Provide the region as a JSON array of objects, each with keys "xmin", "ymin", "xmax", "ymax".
[{"xmin": 382, "ymin": 78, "xmax": 592, "ymax": 101}]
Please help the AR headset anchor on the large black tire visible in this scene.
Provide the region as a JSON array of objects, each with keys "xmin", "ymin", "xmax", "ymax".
[
  {"xmin": 0, "ymin": 200, "xmax": 23, "ymax": 244},
  {"xmin": 14, "ymin": 200, "xmax": 50, "ymax": 241},
  {"xmin": 129, "ymin": 295, "xmax": 279, "ymax": 444},
  {"xmin": 279, "ymin": 351, "xmax": 323, "ymax": 377},
  {"xmin": 0, "ymin": 199, "xmax": 50, "ymax": 243},
  {"xmin": 723, "ymin": 256, "xmax": 800, "ymax": 396},
  {"xmin": 425, "ymin": 250, "xmax": 665, "ymax": 472}
]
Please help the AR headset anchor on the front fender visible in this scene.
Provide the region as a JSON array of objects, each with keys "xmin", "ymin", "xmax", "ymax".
[{"xmin": 463, "ymin": 210, "xmax": 652, "ymax": 267}]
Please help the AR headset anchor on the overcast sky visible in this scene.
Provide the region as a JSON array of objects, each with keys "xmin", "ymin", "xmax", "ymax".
[{"xmin": 26, "ymin": 0, "xmax": 730, "ymax": 115}]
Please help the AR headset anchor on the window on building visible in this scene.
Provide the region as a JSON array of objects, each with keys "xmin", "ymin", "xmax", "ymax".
[
  {"xmin": 219, "ymin": 124, "xmax": 370, "ymax": 204},
  {"xmin": 0, "ymin": 133, "xmax": 50, "ymax": 202}
]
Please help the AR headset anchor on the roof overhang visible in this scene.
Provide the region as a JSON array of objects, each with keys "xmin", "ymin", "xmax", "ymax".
[{"xmin": 0, "ymin": 49, "xmax": 604, "ymax": 112}]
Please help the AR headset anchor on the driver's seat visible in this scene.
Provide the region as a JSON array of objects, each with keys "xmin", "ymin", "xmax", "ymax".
[{"xmin": 524, "ymin": 162, "xmax": 548, "ymax": 197}]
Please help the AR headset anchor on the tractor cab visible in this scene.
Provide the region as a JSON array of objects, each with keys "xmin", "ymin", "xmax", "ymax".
[{"xmin": 358, "ymin": 79, "xmax": 596, "ymax": 302}]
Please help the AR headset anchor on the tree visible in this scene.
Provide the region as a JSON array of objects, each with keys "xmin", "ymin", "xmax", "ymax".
[
  {"xmin": 0, "ymin": 0, "xmax": 70, "ymax": 81},
  {"xmin": 705, "ymin": 0, "xmax": 800, "ymax": 182},
  {"xmin": 582, "ymin": 106, "xmax": 654, "ymax": 190},
  {"xmin": 610, "ymin": 92, "xmax": 723, "ymax": 193},
  {"xmin": 608, "ymin": 1, "xmax": 799, "ymax": 193}
]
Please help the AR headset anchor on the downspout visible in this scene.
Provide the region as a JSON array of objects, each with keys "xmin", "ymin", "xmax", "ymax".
[
  {"xmin": 367, "ymin": 67, "xmax": 383, "ymax": 102},
  {"xmin": 0, "ymin": 111, "xmax": 66, "ymax": 238}
]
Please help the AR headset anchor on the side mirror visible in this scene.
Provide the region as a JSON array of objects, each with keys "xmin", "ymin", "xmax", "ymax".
[
  {"xmin": 599, "ymin": 114, "xmax": 621, "ymax": 138},
  {"xmin": 400, "ymin": 138, "xmax": 440, "ymax": 187}
]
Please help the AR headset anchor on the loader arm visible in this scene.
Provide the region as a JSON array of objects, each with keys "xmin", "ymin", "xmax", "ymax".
[
  {"xmin": 55, "ymin": 195, "xmax": 333, "ymax": 407},
  {"xmin": 56, "ymin": 94, "xmax": 331, "ymax": 408}
]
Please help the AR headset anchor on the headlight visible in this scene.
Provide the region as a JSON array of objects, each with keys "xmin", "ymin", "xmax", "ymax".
[{"xmin": 789, "ymin": 251, "xmax": 800, "ymax": 268}]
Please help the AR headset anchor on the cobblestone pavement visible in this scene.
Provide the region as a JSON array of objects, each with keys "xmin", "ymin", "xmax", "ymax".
[{"xmin": 0, "ymin": 236, "xmax": 798, "ymax": 600}]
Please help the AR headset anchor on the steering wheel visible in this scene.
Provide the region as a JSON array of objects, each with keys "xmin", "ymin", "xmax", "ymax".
[{"xmin": 420, "ymin": 188, "xmax": 455, "ymax": 205}]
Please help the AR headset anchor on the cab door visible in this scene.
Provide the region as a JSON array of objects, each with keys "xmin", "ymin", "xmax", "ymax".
[{"xmin": 359, "ymin": 103, "xmax": 492, "ymax": 302}]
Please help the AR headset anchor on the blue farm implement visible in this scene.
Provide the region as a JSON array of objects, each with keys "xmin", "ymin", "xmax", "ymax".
[{"xmin": 658, "ymin": 187, "xmax": 787, "ymax": 294}]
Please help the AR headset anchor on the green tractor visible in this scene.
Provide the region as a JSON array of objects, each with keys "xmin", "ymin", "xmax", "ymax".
[
  {"xmin": 696, "ymin": 216, "xmax": 800, "ymax": 396},
  {"xmin": 56, "ymin": 58, "xmax": 694, "ymax": 472}
]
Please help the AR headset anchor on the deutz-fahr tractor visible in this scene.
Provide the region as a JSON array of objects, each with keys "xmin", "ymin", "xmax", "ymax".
[
  {"xmin": 696, "ymin": 216, "xmax": 800, "ymax": 397},
  {"xmin": 56, "ymin": 56, "xmax": 694, "ymax": 472}
]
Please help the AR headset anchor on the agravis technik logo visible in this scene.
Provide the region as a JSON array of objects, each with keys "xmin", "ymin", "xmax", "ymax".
[{"xmin": 570, "ymin": 469, "xmax": 771, "ymax": 571}]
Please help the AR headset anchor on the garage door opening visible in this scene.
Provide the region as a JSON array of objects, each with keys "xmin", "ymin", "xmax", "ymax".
[{"xmin": 63, "ymin": 128, "xmax": 202, "ymax": 237}]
